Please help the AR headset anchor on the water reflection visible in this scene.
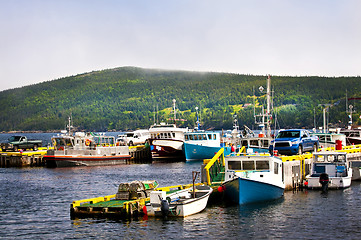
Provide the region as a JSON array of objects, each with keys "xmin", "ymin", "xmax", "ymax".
[{"xmin": 2, "ymin": 161, "xmax": 361, "ymax": 239}]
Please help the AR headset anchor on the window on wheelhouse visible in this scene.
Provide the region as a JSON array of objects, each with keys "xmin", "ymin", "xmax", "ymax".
[
  {"xmin": 274, "ymin": 162, "xmax": 279, "ymax": 174},
  {"xmin": 228, "ymin": 161, "xmax": 242, "ymax": 170},
  {"xmin": 250, "ymin": 140, "xmax": 258, "ymax": 146},
  {"xmin": 242, "ymin": 161, "xmax": 255, "ymax": 170},
  {"xmin": 256, "ymin": 161, "xmax": 269, "ymax": 170}
]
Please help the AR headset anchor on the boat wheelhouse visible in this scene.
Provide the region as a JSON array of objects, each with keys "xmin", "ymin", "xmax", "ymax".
[{"xmin": 183, "ymin": 131, "xmax": 232, "ymax": 161}]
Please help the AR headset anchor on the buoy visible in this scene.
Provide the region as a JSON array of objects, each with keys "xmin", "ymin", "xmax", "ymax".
[
  {"xmin": 217, "ymin": 186, "xmax": 224, "ymax": 193},
  {"xmin": 273, "ymin": 150, "xmax": 278, "ymax": 156},
  {"xmin": 304, "ymin": 181, "xmax": 308, "ymax": 186},
  {"xmin": 142, "ymin": 205, "xmax": 147, "ymax": 215}
]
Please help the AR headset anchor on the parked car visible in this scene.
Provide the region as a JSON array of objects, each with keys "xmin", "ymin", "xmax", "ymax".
[
  {"xmin": 117, "ymin": 130, "xmax": 150, "ymax": 146},
  {"xmin": 0, "ymin": 136, "xmax": 43, "ymax": 151},
  {"xmin": 269, "ymin": 129, "xmax": 319, "ymax": 155}
]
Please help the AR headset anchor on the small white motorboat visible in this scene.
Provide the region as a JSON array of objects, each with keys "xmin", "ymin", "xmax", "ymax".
[
  {"xmin": 144, "ymin": 172, "xmax": 212, "ymax": 217},
  {"xmin": 305, "ymin": 151, "xmax": 352, "ymax": 191}
]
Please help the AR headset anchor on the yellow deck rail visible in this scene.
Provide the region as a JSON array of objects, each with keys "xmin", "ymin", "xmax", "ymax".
[
  {"xmin": 237, "ymin": 146, "xmax": 246, "ymax": 156},
  {"xmin": 204, "ymin": 148, "xmax": 225, "ymax": 185},
  {"xmin": 71, "ymin": 183, "xmax": 203, "ymax": 208}
]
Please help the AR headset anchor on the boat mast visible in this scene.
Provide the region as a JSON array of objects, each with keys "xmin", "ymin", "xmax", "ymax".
[
  {"xmin": 67, "ymin": 115, "xmax": 73, "ymax": 135},
  {"xmin": 173, "ymin": 99, "xmax": 177, "ymax": 124},
  {"xmin": 323, "ymin": 108, "xmax": 327, "ymax": 133},
  {"xmin": 195, "ymin": 106, "xmax": 200, "ymax": 130},
  {"xmin": 254, "ymin": 75, "xmax": 272, "ymax": 137},
  {"xmin": 266, "ymin": 75, "xmax": 271, "ymax": 137}
]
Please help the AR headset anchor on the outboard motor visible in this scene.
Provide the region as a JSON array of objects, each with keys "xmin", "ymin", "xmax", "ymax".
[
  {"xmin": 319, "ymin": 173, "xmax": 329, "ymax": 192},
  {"xmin": 160, "ymin": 196, "xmax": 169, "ymax": 218}
]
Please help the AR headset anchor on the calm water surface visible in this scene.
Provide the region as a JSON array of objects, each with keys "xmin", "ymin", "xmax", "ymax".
[{"xmin": 1, "ymin": 133, "xmax": 361, "ymax": 239}]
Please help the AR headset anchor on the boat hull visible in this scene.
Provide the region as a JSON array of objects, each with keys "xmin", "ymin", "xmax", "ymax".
[
  {"xmin": 150, "ymin": 139, "xmax": 186, "ymax": 161},
  {"xmin": 44, "ymin": 155, "xmax": 131, "ymax": 167},
  {"xmin": 306, "ymin": 176, "xmax": 352, "ymax": 189},
  {"xmin": 223, "ymin": 177, "xmax": 284, "ymax": 205},
  {"xmin": 184, "ymin": 143, "xmax": 231, "ymax": 161}
]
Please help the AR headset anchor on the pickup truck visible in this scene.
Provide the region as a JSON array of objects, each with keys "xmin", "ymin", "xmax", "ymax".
[
  {"xmin": 117, "ymin": 130, "xmax": 150, "ymax": 146},
  {"xmin": 0, "ymin": 136, "xmax": 42, "ymax": 151},
  {"xmin": 269, "ymin": 129, "xmax": 319, "ymax": 155}
]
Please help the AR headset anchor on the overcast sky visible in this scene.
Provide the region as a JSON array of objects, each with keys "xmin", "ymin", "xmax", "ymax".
[{"xmin": 1, "ymin": 0, "xmax": 360, "ymax": 91}]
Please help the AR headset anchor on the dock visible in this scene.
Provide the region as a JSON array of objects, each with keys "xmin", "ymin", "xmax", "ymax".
[
  {"xmin": 70, "ymin": 144, "xmax": 361, "ymax": 219},
  {"xmin": 70, "ymin": 183, "xmax": 203, "ymax": 219},
  {"xmin": 128, "ymin": 145, "xmax": 152, "ymax": 163},
  {"xmin": 205, "ymin": 145, "xmax": 361, "ymax": 190},
  {"xmin": 0, "ymin": 148, "xmax": 48, "ymax": 167},
  {"xmin": 0, "ymin": 145, "xmax": 152, "ymax": 167}
]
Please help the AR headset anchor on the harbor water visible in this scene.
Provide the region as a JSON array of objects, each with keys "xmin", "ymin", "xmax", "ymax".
[{"xmin": 1, "ymin": 134, "xmax": 361, "ymax": 239}]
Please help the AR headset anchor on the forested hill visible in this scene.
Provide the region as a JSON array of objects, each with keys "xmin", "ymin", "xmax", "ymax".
[{"xmin": 0, "ymin": 66, "xmax": 360, "ymax": 132}]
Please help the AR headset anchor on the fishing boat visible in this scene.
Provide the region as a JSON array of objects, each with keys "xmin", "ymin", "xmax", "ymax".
[
  {"xmin": 44, "ymin": 132, "xmax": 131, "ymax": 167},
  {"xmin": 148, "ymin": 99, "xmax": 188, "ymax": 161},
  {"xmin": 221, "ymin": 154, "xmax": 285, "ymax": 205},
  {"xmin": 305, "ymin": 151, "xmax": 352, "ymax": 191},
  {"xmin": 148, "ymin": 123, "xmax": 187, "ymax": 161},
  {"xmin": 145, "ymin": 172, "xmax": 212, "ymax": 217},
  {"xmin": 183, "ymin": 131, "xmax": 232, "ymax": 161},
  {"xmin": 44, "ymin": 118, "xmax": 130, "ymax": 167}
]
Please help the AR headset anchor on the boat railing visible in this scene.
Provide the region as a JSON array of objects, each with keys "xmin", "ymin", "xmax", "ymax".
[{"xmin": 204, "ymin": 148, "xmax": 225, "ymax": 185}]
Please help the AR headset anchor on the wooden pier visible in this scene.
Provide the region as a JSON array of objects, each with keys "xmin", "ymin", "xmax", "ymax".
[
  {"xmin": 0, "ymin": 145, "xmax": 152, "ymax": 167},
  {"xmin": 70, "ymin": 183, "xmax": 203, "ymax": 219},
  {"xmin": 0, "ymin": 149, "xmax": 47, "ymax": 167},
  {"xmin": 128, "ymin": 145, "xmax": 152, "ymax": 163},
  {"xmin": 201, "ymin": 144, "xmax": 361, "ymax": 191}
]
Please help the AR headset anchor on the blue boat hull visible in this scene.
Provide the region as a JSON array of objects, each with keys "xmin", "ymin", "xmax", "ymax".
[
  {"xmin": 223, "ymin": 177, "xmax": 284, "ymax": 205},
  {"xmin": 184, "ymin": 143, "xmax": 231, "ymax": 161}
]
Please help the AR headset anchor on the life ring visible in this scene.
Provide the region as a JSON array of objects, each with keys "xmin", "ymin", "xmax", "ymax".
[{"xmin": 85, "ymin": 139, "xmax": 91, "ymax": 146}]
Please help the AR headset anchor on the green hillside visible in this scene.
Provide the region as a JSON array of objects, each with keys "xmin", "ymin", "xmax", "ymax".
[{"xmin": 0, "ymin": 66, "xmax": 360, "ymax": 132}]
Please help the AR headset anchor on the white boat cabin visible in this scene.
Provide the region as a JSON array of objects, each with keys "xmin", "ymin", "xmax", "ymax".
[
  {"xmin": 52, "ymin": 132, "xmax": 116, "ymax": 150},
  {"xmin": 310, "ymin": 152, "xmax": 350, "ymax": 178},
  {"xmin": 149, "ymin": 123, "xmax": 186, "ymax": 141},
  {"xmin": 224, "ymin": 155, "xmax": 283, "ymax": 184}
]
